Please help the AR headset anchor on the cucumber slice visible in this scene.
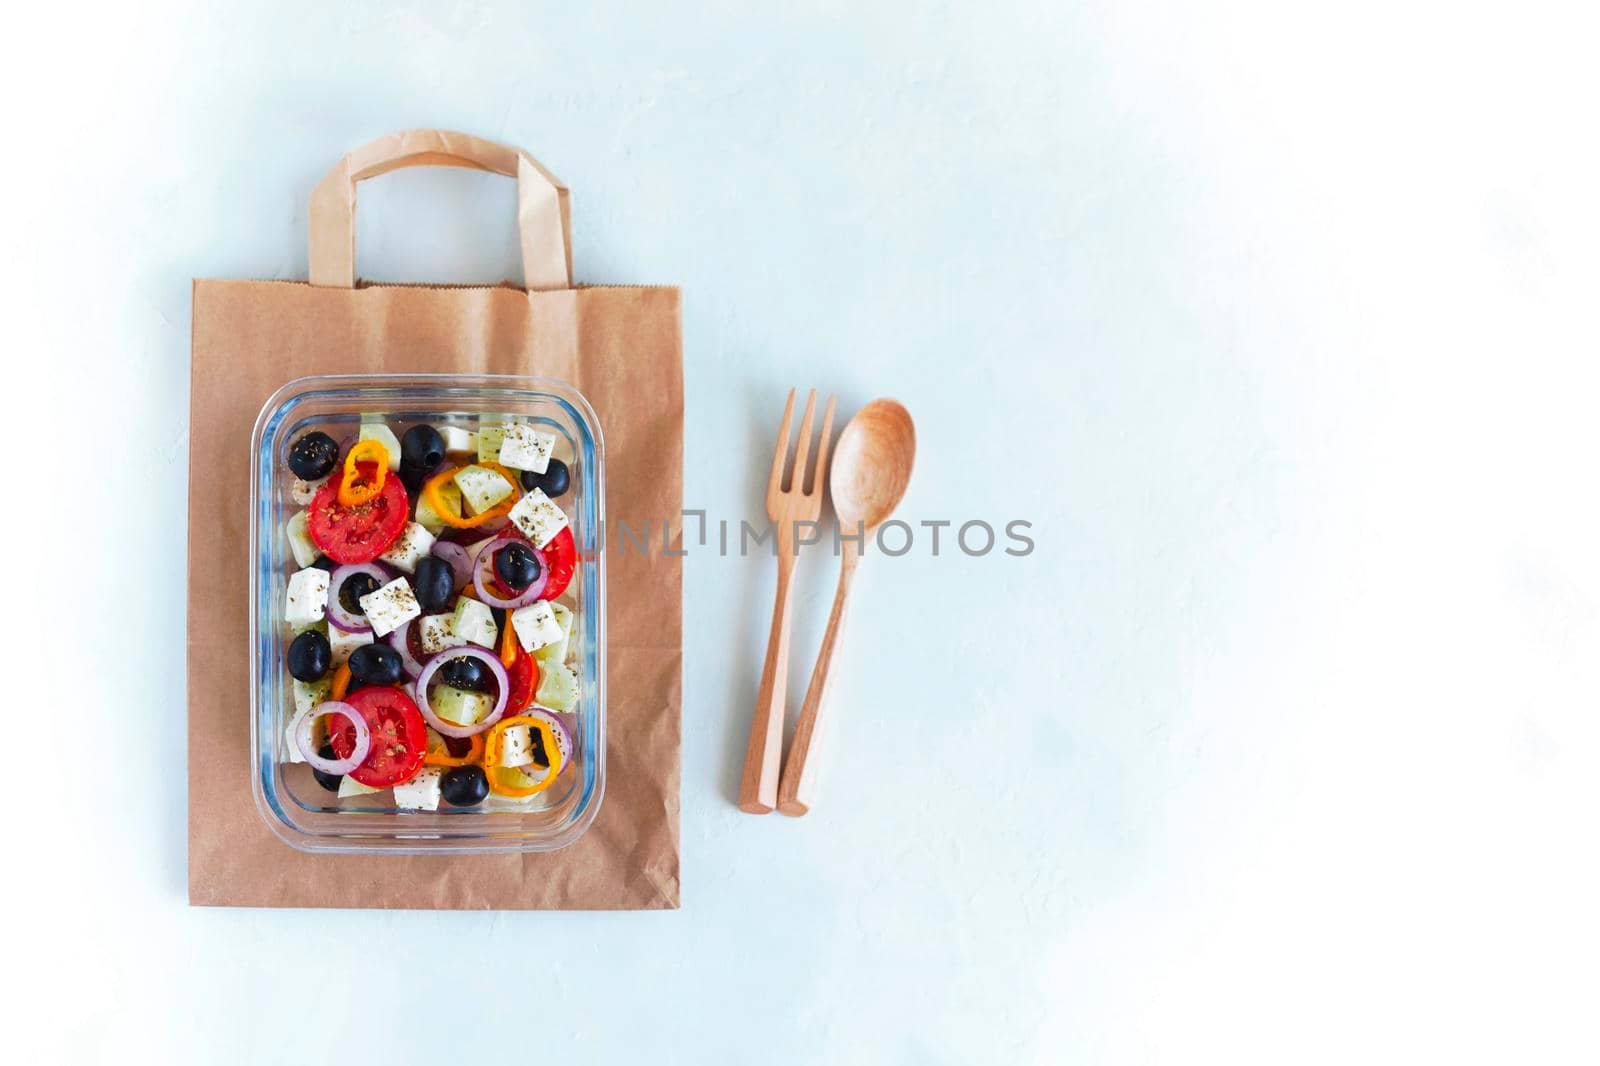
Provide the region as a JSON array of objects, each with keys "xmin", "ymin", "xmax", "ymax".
[
  {"xmin": 535, "ymin": 602, "xmax": 575, "ymax": 665},
  {"xmin": 285, "ymin": 510, "xmax": 319, "ymax": 568},
  {"xmin": 432, "ymin": 683, "xmax": 492, "ymax": 726},
  {"xmin": 293, "ymin": 677, "xmax": 332, "ymax": 716},
  {"xmin": 415, "ymin": 477, "xmax": 462, "ymax": 535},
  {"xmin": 453, "ymin": 465, "xmax": 514, "ymax": 515},
  {"xmin": 476, "ymin": 421, "xmax": 509, "ymax": 463},
  {"xmin": 451, "ymin": 597, "xmax": 498, "ymax": 648},
  {"xmin": 338, "ymin": 775, "xmax": 381, "ymax": 798},
  {"xmin": 357, "ymin": 422, "xmax": 403, "ymax": 472},
  {"xmin": 535, "ymin": 660, "xmax": 579, "ymax": 712}
]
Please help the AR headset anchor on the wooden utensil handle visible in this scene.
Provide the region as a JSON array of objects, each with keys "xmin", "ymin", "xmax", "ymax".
[
  {"xmin": 739, "ymin": 554, "xmax": 798, "ymax": 813},
  {"xmin": 777, "ymin": 554, "xmax": 858, "ymax": 816}
]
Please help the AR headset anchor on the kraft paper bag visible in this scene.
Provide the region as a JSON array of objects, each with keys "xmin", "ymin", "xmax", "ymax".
[{"xmin": 188, "ymin": 130, "xmax": 681, "ymax": 909}]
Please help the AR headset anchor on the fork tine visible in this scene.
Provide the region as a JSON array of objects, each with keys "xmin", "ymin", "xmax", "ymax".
[
  {"xmin": 767, "ymin": 388, "xmax": 796, "ymax": 498},
  {"xmin": 806, "ymin": 394, "xmax": 837, "ymax": 496},
  {"xmin": 790, "ymin": 390, "xmax": 818, "ymax": 495}
]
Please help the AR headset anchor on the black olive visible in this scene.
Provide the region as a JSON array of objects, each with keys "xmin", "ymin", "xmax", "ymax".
[
  {"xmin": 489, "ymin": 607, "xmax": 507, "ymax": 633},
  {"xmin": 348, "ymin": 643, "xmax": 404, "ymax": 686},
  {"xmin": 441, "ymin": 765, "xmax": 489, "ymax": 807},
  {"xmin": 287, "ymin": 630, "xmax": 332, "ymax": 681},
  {"xmin": 412, "ymin": 556, "xmax": 454, "ymax": 611},
  {"xmin": 313, "ymin": 743, "xmax": 343, "ymax": 792},
  {"xmin": 400, "ymin": 425, "xmax": 447, "ymax": 475},
  {"xmin": 287, "ymin": 431, "xmax": 339, "ymax": 480},
  {"xmin": 494, "ymin": 541, "xmax": 541, "ymax": 591},
  {"xmin": 519, "ymin": 457, "xmax": 570, "ymax": 498},
  {"xmin": 438, "ymin": 654, "xmax": 490, "ymax": 692},
  {"xmin": 311, "ymin": 557, "xmax": 336, "ymax": 572},
  {"xmin": 338, "ymin": 572, "xmax": 381, "ymax": 615},
  {"xmin": 398, "ymin": 460, "xmax": 428, "ymax": 496}
]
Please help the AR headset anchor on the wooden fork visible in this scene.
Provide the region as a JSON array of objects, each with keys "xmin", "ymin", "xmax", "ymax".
[{"xmin": 739, "ymin": 388, "xmax": 837, "ymax": 814}]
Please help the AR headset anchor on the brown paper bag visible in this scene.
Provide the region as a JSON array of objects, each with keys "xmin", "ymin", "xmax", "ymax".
[{"xmin": 188, "ymin": 130, "xmax": 681, "ymax": 909}]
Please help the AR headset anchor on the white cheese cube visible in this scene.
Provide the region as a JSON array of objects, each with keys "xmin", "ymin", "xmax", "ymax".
[
  {"xmin": 393, "ymin": 766, "xmax": 443, "ymax": 810},
  {"xmin": 359, "ymin": 577, "xmax": 421, "ymax": 638},
  {"xmin": 453, "ymin": 465, "xmax": 514, "ymax": 515},
  {"xmin": 328, "ymin": 625, "xmax": 374, "ymax": 667},
  {"xmin": 497, "ymin": 723, "xmax": 536, "ymax": 768},
  {"xmin": 437, "ymin": 425, "xmax": 475, "ymax": 457},
  {"xmin": 511, "ymin": 600, "xmax": 564, "ymax": 653},
  {"xmin": 284, "ymin": 720, "xmax": 305, "ymax": 763},
  {"xmin": 378, "ymin": 522, "xmax": 435, "ymax": 573},
  {"xmin": 477, "ymin": 422, "xmax": 509, "ymax": 463},
  {"xmin": 451, "ymin": 597, "xmax": 498, "ymax": 648},
  {"xmin": 285, "ymin": 511, "xmax": 320, "ymax": 568},
  {"xmin": 338, "ymin": 775, "xmax": 381, "ymax": 798},
  {"xmin": 290, "ymin": 475, "xmax": 329, "ymax": 506},
  {"xmin": 497, "ymin": 424, "xmax": 557, "ymax": 473},
  {"xmin": 418, "ymin": 613, "xmax": 466, "ymax": 655},
  {"xmin": 507, "ymin": 488, "xmax": 570, "ymax": 549},
  {"xmin": 358, "ymin": 422, "xmax": 403, "ymax": 471},
  {"xmin": 284, "ymin": 568, "xmax": 330, "ymax": 627}
]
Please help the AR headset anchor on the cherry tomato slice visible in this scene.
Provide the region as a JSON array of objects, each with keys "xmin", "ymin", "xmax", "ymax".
[
  {"xmin": 329, "ymin": 685, "xmax": 428, "ymax": 788},
  {"xmin": 538, "ymin": 527, "xmax": 577, "ymax": 600},
  {"xmin": 505, "ymin": 650, "xmax": 538, "ymax": 714},
  {"xmin": 307, "ymin": 476, "xmax": 410, "ymax": 564}
]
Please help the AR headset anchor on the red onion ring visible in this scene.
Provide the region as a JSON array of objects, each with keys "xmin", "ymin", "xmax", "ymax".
[
  {"xmin": 386, "ymin": 619, "xmax": 426, "ymax": 680},
  {"xmin": 527, "ymin": 707, "xmax": 573, "ymax": 769},
  {"xmin": 472, "ymin": 532, "xmax": 549, "ymax": 609},
  {"xmin": 326, "ymin": 563, "xmax": 386, "ymax": 633},
  {"xmin": 290, "ymin": 700, "xmax": 370, "ymax": 775},
  {"xmin": 413, "ymin": 646, "xmax": 510, "ymax": 738},
  {"xmin": 430, "ymin": 541, "xmax": 474, "ymax": 591}
]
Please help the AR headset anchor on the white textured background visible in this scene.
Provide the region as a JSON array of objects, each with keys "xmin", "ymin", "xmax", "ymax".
[{"xmin": 8, "ymin": 1, "xmax": 1600, "ymax": 1063}]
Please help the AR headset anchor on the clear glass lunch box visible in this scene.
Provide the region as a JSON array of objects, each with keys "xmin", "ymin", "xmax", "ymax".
[{"xmin": 249, "ymin": 374, "xmax": 605, "ymax": 853}]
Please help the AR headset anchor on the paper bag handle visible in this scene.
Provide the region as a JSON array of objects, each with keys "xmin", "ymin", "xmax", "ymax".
[{"xmin": 308, "ymin": 129, "xmax": 573, "ymax": 290}]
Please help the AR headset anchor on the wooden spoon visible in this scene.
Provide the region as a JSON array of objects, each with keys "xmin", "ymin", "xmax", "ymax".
[{"xmin": 776, "ymin": 399, "xmax": 915, "ymax": 816}]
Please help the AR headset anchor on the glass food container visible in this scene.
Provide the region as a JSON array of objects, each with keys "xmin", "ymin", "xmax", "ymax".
[{"xmin": 249, "ymin": 374, "xmax": 605, "ymax": 853}]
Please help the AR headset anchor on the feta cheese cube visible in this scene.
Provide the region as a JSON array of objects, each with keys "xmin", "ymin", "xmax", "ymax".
[
  {"xmin": 497, "ymin": 424, "xmax": 557, "ymax": 473},
  {"xmin": 535, "ymin": 602, "xmax": 575, "ymax": 665},
  {"xmin": 328, "ymin": 625, "xmax": 374, "ymax": 667},
  {"xmin": 497, "ymin": 723, "xmax": 536, "ymax": 768},
  {"xmin": 284, "ymin": 720, "xmax": 305, "ymax": 763},
  {"xmin": 285, "ymin": 511, "xmax": 320, "ymax": 568},
  {"xmin": 359, "ymin": 577, "xmax": 421, "ymax": 638},
  {"xmin": 453, "ymin": 464, "xmax": 514, "ymax": 515},
  {"xmin": 358, "ymin": 422, "xmax": 403, "ymax": 471},
  {"xmin": 437, "ymin": 425, "xmax": 474, "ymax": 457},
  {"xmin": 418, "ymin": 613, "xmax": 466, "ymax": 655},
  {"xmin": 507, "ymin": 488, "xmax": 570, "ymax": 549},
  {"xmin": 338, "ymin": 775, "xmax": 381, "ymax": 798},
  {"xmin": 477, "ymin": 421, "xmax": 509, "ymax": 463},
  {"xmin": 510, "ymin": 600, "xmax": 563, "ymax": 653},
  {"xmin": 378, "ymin": 522, "xmax": 435, "ymax": 573},
  {"xmin": 284, "ymin": 568, "xmax": 330, "ymax": 627},
  {"xmin": 393, "ymin": 767, "xmax": 443, "ymax": 810},
  {"xmin": 451, "ymin": 597, "xmax": 498, "ymax": 648},
  {"xmin": 290, "ymin": 475, "xmax": 329, "ymax": 506}
]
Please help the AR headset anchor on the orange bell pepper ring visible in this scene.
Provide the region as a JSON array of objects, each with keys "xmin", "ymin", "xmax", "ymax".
[
  {"xmin": 336, "ymin": 440, "xmax": 389, "ymax": 507},
  {"xmin": 423, "ymin": 730, "xmax": 484, "ymax": 769},
  {"xmin": 483, "ymin": 715, "xmax": 563, "ymax": 797},
  {"xmin": 422, "ymin": 463, "xmax": 521, "ymax": 529},
  {"xmin": 329, "ymin": 662, "xmax": 352, "ymax": 702}
]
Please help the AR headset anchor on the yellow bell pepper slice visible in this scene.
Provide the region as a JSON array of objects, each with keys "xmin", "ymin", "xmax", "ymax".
[
  {"xmin": 483, "ymin": 715, "xmax": 564, "ymax": 797},
  {"xmin": 336, "ymin": 439, "xmax": 389, "ymax": 507}
]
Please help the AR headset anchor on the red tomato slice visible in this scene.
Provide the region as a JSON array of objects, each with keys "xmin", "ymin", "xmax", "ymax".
[
  {"xmin": 307, "ymin": 476, "xmax": 410, "ymax": 564},
  {"xmin": 329, "ymin": 685, "xmax": 428, "ymax": 788},
  {"xmin": 506, "ymin": 651, "xmax": 538, "ymax": 714},
  {"xmin": 538, "ymin": 527, "xmax": 577, "ymax": 600}
]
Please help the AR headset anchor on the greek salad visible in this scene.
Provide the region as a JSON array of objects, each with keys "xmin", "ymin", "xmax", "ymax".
[{"xmin": 278, "ymin": 416, "xmax": 581, "ymax": 811}]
